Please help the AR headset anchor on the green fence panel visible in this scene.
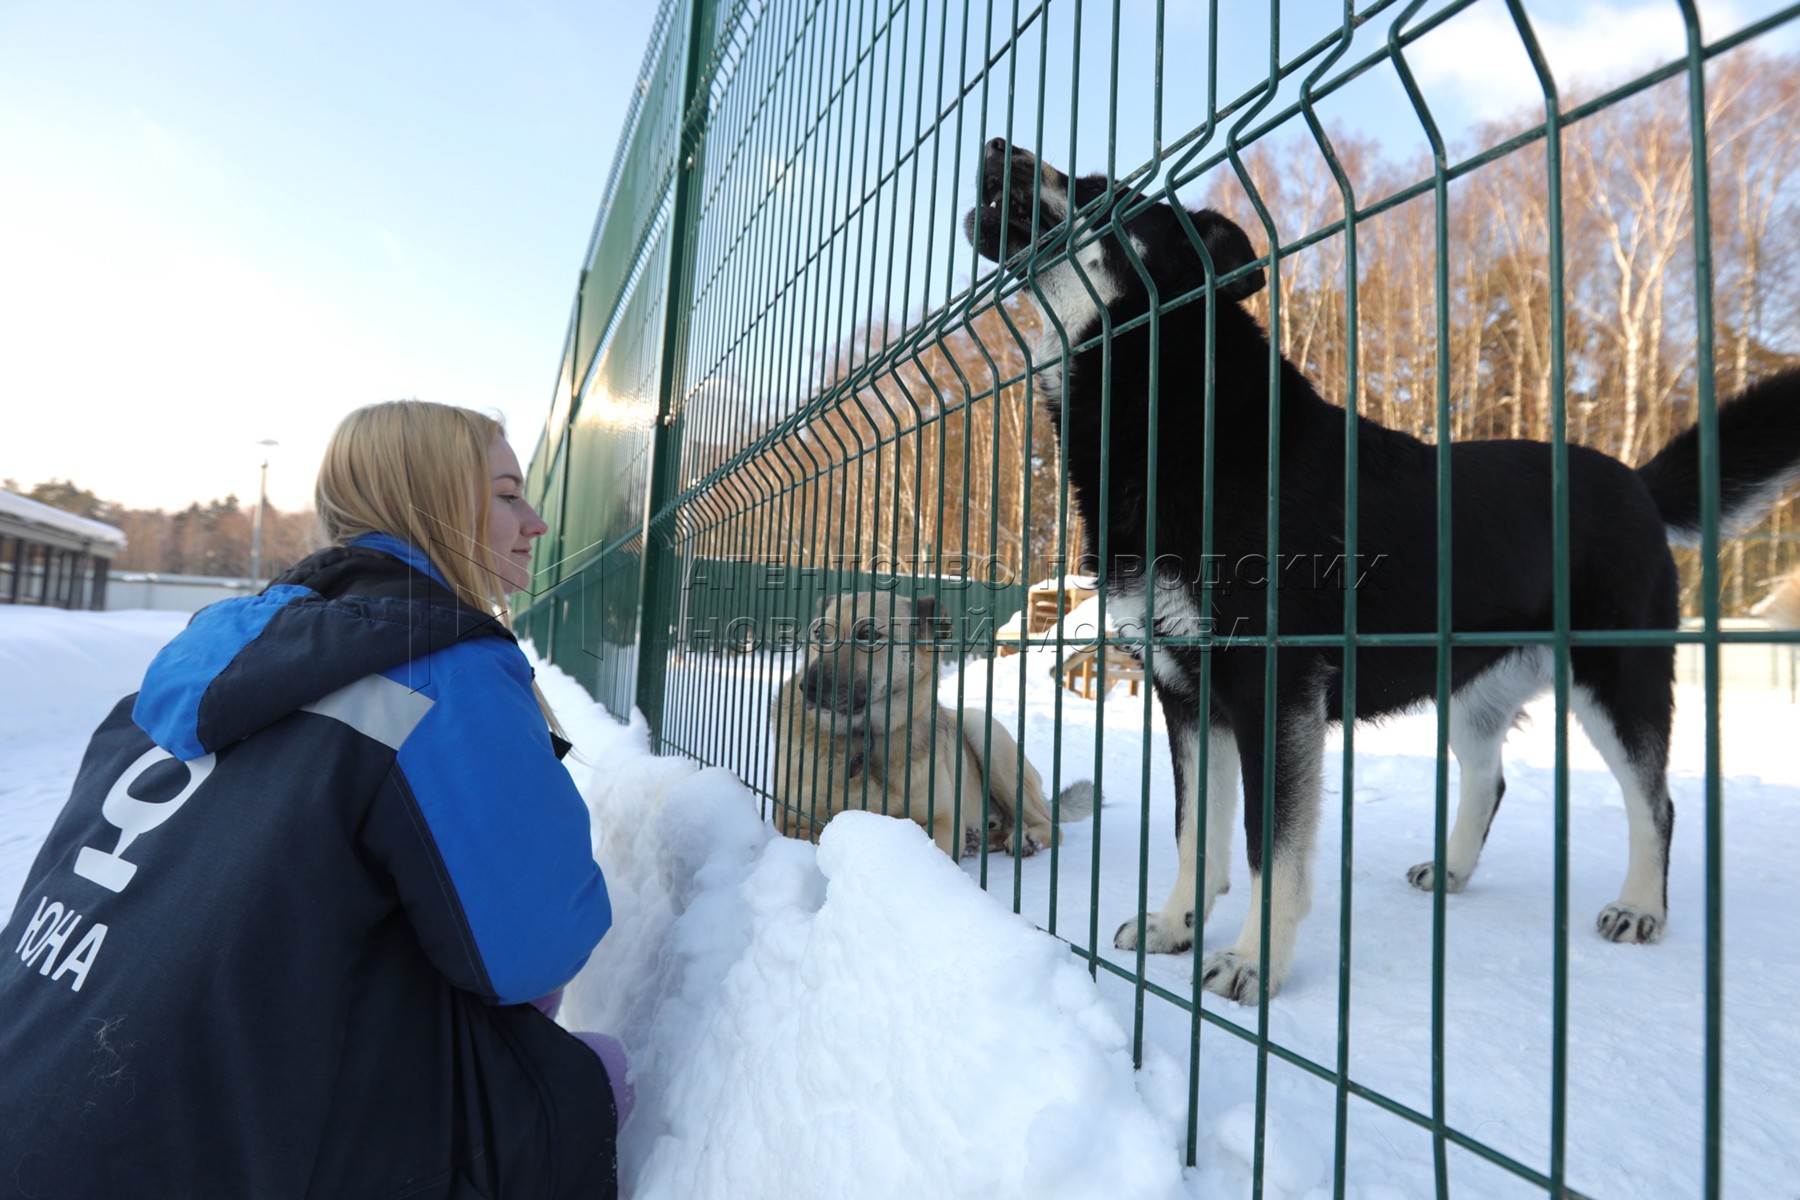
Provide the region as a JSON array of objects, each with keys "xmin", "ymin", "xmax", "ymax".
[{"xmin": 516, "ymin": 1, "xmax": 1800, "ymax": 1193}]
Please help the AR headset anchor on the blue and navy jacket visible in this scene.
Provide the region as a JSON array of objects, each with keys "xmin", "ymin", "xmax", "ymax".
[{"xmin": 0, "ymin": 536, "xmax": 616, "ymax": 1199}]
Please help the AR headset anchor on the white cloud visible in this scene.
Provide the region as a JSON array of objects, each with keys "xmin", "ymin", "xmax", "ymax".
[{"xmin": 1406, "ymin": 0, "xmax": 1772, "ymax": 126}]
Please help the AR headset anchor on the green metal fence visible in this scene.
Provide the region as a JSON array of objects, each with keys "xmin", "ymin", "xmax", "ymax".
[{"xmin": 519, "ymin": 2, "xmax": 1800, "ymax": 1193}]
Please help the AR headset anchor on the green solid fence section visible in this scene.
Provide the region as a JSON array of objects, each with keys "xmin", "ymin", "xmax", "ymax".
[
  {"xmin": 669, "ymin": 556, "xmax": 1026, "ymax": 646},
  {"xmin": 520, "ymin": 0, "xmax": 704, "ymax": 718},
  {"xmin": 514, "ymin": 1, "xmax": 1800, "ymax": 1195},
  {"xmin": 573, "ymin": 4, "xmax": 685, "ymax": 396}
]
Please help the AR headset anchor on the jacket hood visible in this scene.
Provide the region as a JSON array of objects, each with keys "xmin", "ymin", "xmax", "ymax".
[{"xmin": 133, "ymin": 541, "xmax": 510, "ymax": 759}]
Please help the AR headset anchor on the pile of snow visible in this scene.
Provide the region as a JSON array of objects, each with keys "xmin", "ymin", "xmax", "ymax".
[
  {"xmin": 0, "ymin": 607, "xmax": 188, "ymax": 742},
  {"xmin": 538, "ymin": 663, "xmax": 1192, "ymax": 1200},
  {"xmin": 584, "ymin": 640, "xmax": 1800, "ymax": 1198},
  {"xmin": 1051, "ymin": 592, "xmax": 1119, "ymax": 643},
  {"xmin": 997, "ymin": 593, "xmax": 1117, "ymax": 648},
  {"xmin": 0, "ymin": 608, "xmax": 188, "ymax": 905},
  {"xmin": 1026, "ymin": 574, "xmax": 1100, "ymax": 592}
]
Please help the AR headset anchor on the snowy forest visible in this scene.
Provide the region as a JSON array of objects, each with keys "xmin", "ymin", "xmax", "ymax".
[
  {"xmin": 4, "ymin": 477, "xmax": 315, "ymax": 580},
  {"xmin": 731, "ymin": 52, "xmax": 1800, "ymax": 616}
]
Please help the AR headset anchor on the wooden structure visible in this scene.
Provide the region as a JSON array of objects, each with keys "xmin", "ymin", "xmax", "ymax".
[
  {"xmin": 993, "ymin": 578, "xmax": 1098, "ymax": 655},
  {"xmin": 1056, "ymin": 642, "xmax": 1145, "ymax": 700},
  {"xmin": 1755, "ymin": 567, "xmax": 1800, "ymax": 629}
]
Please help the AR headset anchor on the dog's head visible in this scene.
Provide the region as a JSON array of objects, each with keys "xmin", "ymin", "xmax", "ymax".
[
  {"xmin": 962, "ymin": 139, "xmax": 1266, "ymax": 320},
  {"xmin": 796, "ymin": 591, "xmax": 951, "ymax": 729}
]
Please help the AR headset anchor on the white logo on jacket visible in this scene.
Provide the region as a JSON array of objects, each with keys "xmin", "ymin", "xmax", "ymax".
[
  {"xmin": 10, "ymin": 747, "xmax": 216, "ymax": 993},
  {"xmin": 14, "ymin": 896, "xmax": 106, "ymax": 992},
  {"xmin": 75, "ymin": 747, "xmax": 217, "ymax": 893}
]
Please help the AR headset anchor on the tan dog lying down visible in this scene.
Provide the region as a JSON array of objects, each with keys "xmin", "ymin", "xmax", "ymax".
[{"xmin": 770, "ymin": 591, "xmax": 1093, "ymax": 857}]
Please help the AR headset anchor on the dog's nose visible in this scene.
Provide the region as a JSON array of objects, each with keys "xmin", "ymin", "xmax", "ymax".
[{"xmin": 801, "ymin": 664, "xmax": 830, "ymax": 706}]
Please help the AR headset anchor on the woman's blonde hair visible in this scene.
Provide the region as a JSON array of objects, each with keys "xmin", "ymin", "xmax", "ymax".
[
  {"xmin": 317, "ymin": 400, "xmax": 509, "ymax": 615},
  {"xmin": 316, "ymin": 399, "xmax": 568, "ymax": 741}
]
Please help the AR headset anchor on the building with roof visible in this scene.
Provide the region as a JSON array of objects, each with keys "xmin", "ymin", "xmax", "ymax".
[{"xmin": 0, "ymin": 489, "xmax": 127, "ymax": 610}]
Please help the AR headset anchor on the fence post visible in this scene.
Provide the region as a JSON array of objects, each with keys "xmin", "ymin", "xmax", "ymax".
[{"xmin": 635, "ymin": 0, "xmax": 717, "ymax": 752}]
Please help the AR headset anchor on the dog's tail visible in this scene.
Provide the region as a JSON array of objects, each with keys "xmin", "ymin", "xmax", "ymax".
[
  {"xmin": 1054, "ymin": 779, "xmax": 1097, "ymax": 823},
  {"xmin": 1637, "ymin": 367, "xmax": 1800, "ymax": 543}
]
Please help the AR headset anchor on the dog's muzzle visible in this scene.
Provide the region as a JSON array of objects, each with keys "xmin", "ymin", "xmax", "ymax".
[
  {"xmin": 800, "ymin": 661, "xmax": 869, "ymax": 718},
  {"xmin": 964, "ymin": 138, "xmax": 1053, "ymax": 265}
]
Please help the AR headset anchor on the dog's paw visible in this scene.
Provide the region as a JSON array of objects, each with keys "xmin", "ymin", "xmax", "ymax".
[
  {"xmin": 985, "ymin": 827, "xmax": 1044, "ymax": 857},
  {"xmin": 1406, "ymin": 861, "xmax": 1468, "ymax": 893},
  {"xmin": 964, "ymin": 826, "xmax": 982, "ymax": 857},
  {"xmin": 1201, "ymin": 950, "xmax": 1276, "ymax": 1005},
  {"xmin": 1113, "ymin": 911, "xmax": 1194, "ymax": 954},
  {"xmin": 1596, "ymin": 904, "xmax": 1665, "ymax": 944}
]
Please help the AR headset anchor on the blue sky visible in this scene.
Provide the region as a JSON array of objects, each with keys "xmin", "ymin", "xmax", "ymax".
[
  {"xmin": 0, "ymin": 0, "xmax": 657, "ymax": 510},
  {"xmin": 1, "ymin": 0, "xmax": 1788, "ymax": 513}
]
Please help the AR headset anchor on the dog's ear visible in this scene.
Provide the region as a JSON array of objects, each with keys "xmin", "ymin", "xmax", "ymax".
[
  {"xmin": 911, "ymin": 594, "xmax": 953, "ymax": 641},
  {"xmin": 1190, "ymin": 208, "xmax": 1266, "ymax": 301},
  {"xmin": 810, "ymin": 592, "xmax": 840, "ymax": 643},
  {"xmin": 911, "ymin": 594, "xmax": 938, "ymax": 642}
]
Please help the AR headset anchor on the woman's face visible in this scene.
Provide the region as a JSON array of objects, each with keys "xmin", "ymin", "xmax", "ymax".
[{"xmin": 486, "ymin": 436, "xmax": 548, "ymax": 594}]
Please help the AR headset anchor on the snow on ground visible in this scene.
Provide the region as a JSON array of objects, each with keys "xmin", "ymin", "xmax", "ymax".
[
  {"xmin": 6, "ymin": 608, "xmax": 1800, "ymax": 1197},
  {"xmin": 956, "ymin": 659, "xmax": 1800, "ymax": 1200},
  {"xmin": 0, "ymin": 608, "xmax": 189, "ymax": 903},
  {"xmin": 635, "ymin": 640, "xmax": 1800, "ymax": 1198}
]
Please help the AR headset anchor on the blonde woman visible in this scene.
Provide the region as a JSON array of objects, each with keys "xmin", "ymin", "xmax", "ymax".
[{"xmin": 0, "ymin": 401, "xmax": 625, "ymax": 1198}]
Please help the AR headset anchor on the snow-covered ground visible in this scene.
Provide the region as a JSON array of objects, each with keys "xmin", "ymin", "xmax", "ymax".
[
  {"xmin": 0, "ymin": 608, "xmax": 190, "ymax": 900},
  {"xmin": 5, "ymin": 608, "xmax": 1799, "ymax": 1197}
]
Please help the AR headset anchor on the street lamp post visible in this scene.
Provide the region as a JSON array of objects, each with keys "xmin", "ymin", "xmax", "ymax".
[{"xmin": 250, "ymin": 439, "xmax": 279, "ymax": 587}]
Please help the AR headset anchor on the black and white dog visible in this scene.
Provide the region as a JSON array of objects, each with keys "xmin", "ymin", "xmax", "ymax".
[{"xmin": 964, "ymin": 138, "xmax": 1800, "ymax": 1003}]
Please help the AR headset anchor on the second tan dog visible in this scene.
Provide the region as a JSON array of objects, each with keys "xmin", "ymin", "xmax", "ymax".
[{"xmin": 769, "ymin": 591, "xmax": 1093, "ymax": 858}]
